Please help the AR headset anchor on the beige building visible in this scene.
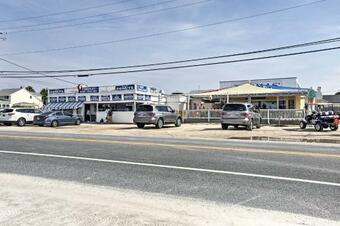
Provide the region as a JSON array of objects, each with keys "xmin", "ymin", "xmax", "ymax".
[
  {"xmin": 0, "ymin": 88, "xmax": 43, "ymax": 109},
  {"xmin": 190, "ymin": 83, "xmax": 309, "ymax": 110}
]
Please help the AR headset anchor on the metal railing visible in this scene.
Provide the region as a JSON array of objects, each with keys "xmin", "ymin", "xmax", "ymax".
[{"xmin": 183, "ymin": 109, "xmax": 305, "ymax": 123}]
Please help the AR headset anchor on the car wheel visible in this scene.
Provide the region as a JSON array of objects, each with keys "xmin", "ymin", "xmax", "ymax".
[
  {"xmin": 51, "ymin": 120, "xmax": 59, "ymax": 128},
  {"xmin": 75, "ymin": 119, "xmax": 81, "ymax": 125},
  {"xmin": 256, "ymin": 119, "xmax": 261, "ymax": 129},
  {"xmin": 314, "ymin": 122, "xmax": 323, "ymax": 132},
  {"xmin": 137, "ymin": 123, "xmax": 145, "ymax": 128},
  {"xmin": 221, "ymin": 124, "xmax": 229, "ymax": 130},
  {"xmin": 156, "ymin": 119, "xmax": 164, "ymax": 129},
  {"xmin": 175, "ymin": 117, "xmax": 182, "ymax": 127},
  {"xmin": 330, "ymin": 125, "xmax": 338, "ymax": 131},
  {"xmin": 247, "ymin": 120, "xmax": 253, "ymax": 131},
  {"xmin": 299, "ymin": 121, "xmax": 307, "ymax": 129},
  {"xmin": 17, "ymin": 118, "xmax": 26, "ymax": 127}
]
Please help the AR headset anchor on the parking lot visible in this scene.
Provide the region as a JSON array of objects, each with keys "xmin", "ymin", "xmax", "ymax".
[{"xmin": 1, "ymin": 123, "xmax": 340, "ymax": 144}]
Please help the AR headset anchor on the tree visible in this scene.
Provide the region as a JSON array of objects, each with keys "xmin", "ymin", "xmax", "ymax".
[
  {"xmin": 40, "ymin": 88, "xmax": 48, "ymax": 105},
  {"xmin": 25, "ymin": 86, "xmax": 36, "ymax": 93}
]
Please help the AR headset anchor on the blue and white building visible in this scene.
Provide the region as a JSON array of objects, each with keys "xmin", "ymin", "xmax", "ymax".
[{"xmin": 46, "ymin": 84, "xmax": 165, "ymax": 123}]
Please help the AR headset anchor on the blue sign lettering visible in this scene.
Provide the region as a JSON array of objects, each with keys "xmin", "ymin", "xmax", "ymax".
[
  {"xmin": 112, "ymin": 94, "xmax": 122, "ymax": 101},
  {"xmin": 115, "ymin": 84, "xmax": 135, "ymax": 91},
  {"xmin": 137, "ymin": 94, "xmax": 144, "ymax": 100},
  {"xmin": 145, "ymin": 95, "xmax": 151, "ymax": 101},
  {"xmin": 124, "ymin": 94, "xmax": 134, "ymax": 100},
  {"xmin": 49, "ymin": 89, "xmax": 64, "ymax": 94},
  {"xmin": 101, "ymin": 95, "xmax": 110, "ymax": 101},
  {"xmin": 90, "ymin": 95, "xmax": 99, "ymax": 101},
  {"xmin": 78, "ymin": 96, "xmax": 86, "ymax": 102},
  {"xmin": 137, "ymin": 85, "xmax": 147, "ymax": 92},
  {"xmin": 79, "ymin": 86, "xmax": 99, "ymax": 93},
  {"xmin": 58, "ymin": 96, "xmax": 66, "ymax": 103},
  {"xmin": 68, "ymin": 96, "xmax": 76, "ymax": 102},
  {"xmin": 49, "ymin": 97, "xmax": 58, "ymax": 103}
]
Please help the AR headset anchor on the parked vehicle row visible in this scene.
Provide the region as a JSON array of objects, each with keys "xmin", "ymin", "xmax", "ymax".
[{"xmin": 0, "ymin": 108, "xmax": 81, "ymax": 127}]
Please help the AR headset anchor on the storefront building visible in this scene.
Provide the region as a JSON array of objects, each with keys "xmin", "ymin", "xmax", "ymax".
[
  {"xmin": 189, "ymin": 77, "xmax": 315, "ymax": 110},
  {"xmin": 46, "ymin": 84, "xmax": 164, "ymax": 123}
]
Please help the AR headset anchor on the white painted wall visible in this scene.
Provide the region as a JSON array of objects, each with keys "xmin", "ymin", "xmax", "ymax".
[
  {"xmin": 10, "ymin": 89, "xmax": 43, "ymax": 108},
  {"xmin": 96, "ymin": 111, "xmax": 135, "ymax": 123}
]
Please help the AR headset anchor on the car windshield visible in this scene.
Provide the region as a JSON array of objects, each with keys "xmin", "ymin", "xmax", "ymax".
[
  {"xmin": 41, "ymin": 111, "xmax": 53, "ymax": 116},
  {"xmin": 136, "ymin": 105, "xmax": 153, "ymax": 112},
  {"xmin": 2, "ymin": 109, "xmax": 14, "ymax": 113},
  {"xmin": 223, "ymin": 104, "xmax": 246, "ymax": 111}
]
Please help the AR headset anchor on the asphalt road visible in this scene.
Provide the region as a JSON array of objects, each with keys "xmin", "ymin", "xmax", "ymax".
[{"xmin": 0, "ymin": 130, "xmax": 339, "ymax": 221}]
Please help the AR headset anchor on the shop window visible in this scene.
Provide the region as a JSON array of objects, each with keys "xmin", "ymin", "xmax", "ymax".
[
  {"xmin": 288, "ymin": 100, "xmax": 295, "ymax": 109},
  {"xmin": 279, "ymin": 100, "xmax": 286, "ymax": 109}
]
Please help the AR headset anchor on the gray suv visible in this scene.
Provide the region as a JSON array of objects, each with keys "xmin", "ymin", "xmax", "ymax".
[
  {"xmin": 133, "ymin": 104, "xmax": 182, "ymax": 129},
  {"xmin": 221, "ymin": 103, "xmax": 261, "ymax": 131}
]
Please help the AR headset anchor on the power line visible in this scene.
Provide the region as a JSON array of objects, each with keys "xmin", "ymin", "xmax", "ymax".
[
  {"xmin": 8, "ymin": 0, "xmax": 211, "ymax": 34},
  {"xmin": 0, "ymin": 0, "xmax": 132, "ymax": 23},
  {"xmin": 3, "ymin": 0, "xmax": 178, "ymax": 31},
  {"xmin": 3, "ymin": 45, "xmax": 340, "ymax": 78},
  {"xmin": 2, "ymin": 36, "xmax": 340, "ymax": 75},
  {"xmin": 1, "ymin": 0, "xmax": 327, "ymax": 57},
  {"xmin": 0, "ymin": 57, "xmax": 76, "ymax": 85}
]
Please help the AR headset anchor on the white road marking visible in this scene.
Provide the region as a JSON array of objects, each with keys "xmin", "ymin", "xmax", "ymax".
[{"xmin": 1, "ymin": 149, "xmax": 340, "ymax": 187}]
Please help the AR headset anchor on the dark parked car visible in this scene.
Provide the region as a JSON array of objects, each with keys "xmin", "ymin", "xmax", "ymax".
[
  {"xmin": 221, "ymin": 103, "xmax": 261, "ymax": 131},
  {"xmin": 133, "ymin": 104, "xmax": 182, "ymax": 129},
  {"xmin": 33, "ymin": 111, "xmax": 81, "ymax": 127}
]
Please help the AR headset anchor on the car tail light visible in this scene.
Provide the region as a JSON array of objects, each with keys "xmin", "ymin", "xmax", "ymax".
[
  {"xmin": 148, "ymin": 112, "xmax": 155, "ymax": 117},
  {"xmin": 240, "ymin": 112, "xmax": 250, "ymax": 117},
  {"xmin": 335, "ymin": 118, "xmax": 339, "ymax": 124}
]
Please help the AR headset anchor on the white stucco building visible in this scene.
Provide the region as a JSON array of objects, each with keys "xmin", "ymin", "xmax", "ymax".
[
  {"xmin": 46, "ymin": 84, "xmax": 165, "ymax": 123},
  {"xmin": 0, "ymin": 88, "xmax": 43, "ymax": 109}
]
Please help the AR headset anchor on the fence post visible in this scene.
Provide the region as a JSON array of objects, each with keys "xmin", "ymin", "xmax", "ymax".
[
  {"xmin": 208, "ymin": 109, "xmax": 210, "ymax": 123},
  {"xmin": 267, "ymin": 109, "xmax": 270, "ymax": 125}
]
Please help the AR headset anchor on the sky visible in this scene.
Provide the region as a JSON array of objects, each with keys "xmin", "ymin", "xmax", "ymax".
[{"xmin": 0, "ymin": 0, "xmax": 339, "ymax": 94}]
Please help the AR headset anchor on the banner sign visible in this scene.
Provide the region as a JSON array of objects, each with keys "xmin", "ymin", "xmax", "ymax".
[
  {"xmin": 49, "ymin": 97, "xmax": 58, "ymax": 103},
  {"xmin": 68, "ymin": 96, "xmax": 76, "ymax": 102},
  {"xmin": 90, "ymin": 95, "xmax": 99, "ymax": 101},
  {"xmin": 112, "ymin": 94, "xmax": 122, "ymax": 101},
  {"xmin": 58, "ymin": 96, "xmax": 66, "ymax": 103},
  {"xmin": 124, "ymin": 94, "xmax": 134, "ymax": 100},
  {"xmin": 145, "ymin": 95, "xmax": 151, "ymax": 101},
  {"xmin": 137, "ymin": 94, "xmax": 144, "ymax": 100},
  {"xmin": 79, "ymin": 86, "xmax": 99, "ymax": 93},
  {"xmin": 101, "ymin": 95, "xmax": 110, "ymax": 101},
  {"xmin": 115, "ymin": 84, "xmax": 135, "ymax": 91},
  {"xmin": 137, "ymin": 85, "xmax": 147, "ymax": 92},
  {"xmin": 49, "ymin": 89, "xmax": 64, "ymax": 94},
  {"xmin": 78, "ymin": 96, "xmax": 86, "ymax": 102}
]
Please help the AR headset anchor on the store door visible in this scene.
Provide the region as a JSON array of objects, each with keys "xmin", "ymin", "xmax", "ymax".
[{"xmin": 84, "ymin": 104, "xmax": 97, "ymax": 122}]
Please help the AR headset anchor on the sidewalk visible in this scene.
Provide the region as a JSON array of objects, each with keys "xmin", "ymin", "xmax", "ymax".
[{"xmin": 1, "ymin": 123, "xmax": 340, "ymax": 144}]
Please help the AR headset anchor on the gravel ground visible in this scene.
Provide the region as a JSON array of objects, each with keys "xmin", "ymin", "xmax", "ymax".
[
  {"xmin": 0, "ymin": 173, "xmax": 339, "ymax": 226},
  {"xmin": 0, "ymin": 123, "xmax": 340, "ymax": 144}
]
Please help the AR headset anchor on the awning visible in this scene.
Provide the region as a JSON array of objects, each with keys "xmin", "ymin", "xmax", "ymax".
[
  {"xmin": 191, "ymin": 83, "xmax": 305, "ymax": 97},
  {"xmin": 44, "ymin": 102, "xmax": 83, "ymax": 111}
]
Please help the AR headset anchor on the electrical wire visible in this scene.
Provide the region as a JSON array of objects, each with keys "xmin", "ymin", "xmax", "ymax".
[
  {"xmin": 1, "ymin": 0, "xmax": 327, "ymax": 57},
  {"xmin": 0, "ymin": 0, "xmax": 132, "ymax": 23},
  {"xmin": 2, "ymin": 0, "xmax": 178, "ymax": 31},
  {"xmin": 0, "ymin": 57, "xmax": 77, "ymax": 85},
  {"xmin": 1, "ymin": 36, "xmax": 340, "ymax": 75},
  {"xmin": 8, "ymin": 0, "xmax": 211, "ymax": 34},
  {"xmin": 2, "ymin": 45, "xmax": 340, "ymax": 79}
]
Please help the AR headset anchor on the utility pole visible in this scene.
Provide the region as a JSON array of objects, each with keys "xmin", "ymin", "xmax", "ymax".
[{"xmin": 0, "ymin": 32, "xmax": 7, "ymax": 41}]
